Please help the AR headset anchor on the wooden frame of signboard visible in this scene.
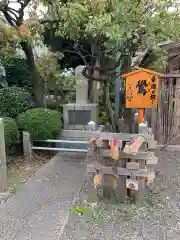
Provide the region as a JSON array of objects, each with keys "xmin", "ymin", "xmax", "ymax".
[{"xmin": 122, "ymin": 68, "xmax": 162, "ymax": 124}]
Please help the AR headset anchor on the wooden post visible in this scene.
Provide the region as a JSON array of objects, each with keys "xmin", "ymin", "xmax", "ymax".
[
  {"xmin": 0, "ymin": 118, "xmax": 7, "ymax": 192},
  {"xmin": 151, "ymin": 108, "xmax": 157, "ymax": 139},
  {"xmin": 135, "ymin": 122, "xmax": 148, "ymax": 205},
  {"xmin": 138, "ymin": 108, "xmax": 144, "ymax": 124},
  {"xmin": 117, "ymin": 158, "xmax": 127, "ymax": 202},
  {"xmin": 135, "ymin": 159, "xmax": 146, "ymax": 206},
  {"xmin": 87, "ymin": 123, "xmax": 102, "ymax": 203},
  {"xmin": 132, "ymin": 112, "xmax": 138, "ymax": 133}
]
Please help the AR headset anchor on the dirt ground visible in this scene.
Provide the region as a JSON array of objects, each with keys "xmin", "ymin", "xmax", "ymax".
[
  {"xmin": 60, "ymin": 150, "xmax": 180, "ymax": 240},
  {"xmin": 7, "ymin": 151, "xmax": 55, "ymax": 195}
]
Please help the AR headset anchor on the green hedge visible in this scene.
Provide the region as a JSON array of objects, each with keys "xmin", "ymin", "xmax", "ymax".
[
  {"xmin": 3, "ymin": 117, "xmax": 20, "ymax": 150},
  {"xmin": 2, "ymin": 55, "xmax": 32, "ymax": 89},
  {"xmin": 17, "ymin": 108, "xmax": 62, "ymax": 140},
  {"xmin": 46, "ymin": 99, "xmax": 58, "ymax": 110},
  {"xmin": 0, "ymin": 87, "xmax": 34, "ymax": 118}
]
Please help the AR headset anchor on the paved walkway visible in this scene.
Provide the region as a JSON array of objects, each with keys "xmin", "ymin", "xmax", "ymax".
[{"xmin": 0, "ymin": 153, "xmax": 86, "ymax": 240}]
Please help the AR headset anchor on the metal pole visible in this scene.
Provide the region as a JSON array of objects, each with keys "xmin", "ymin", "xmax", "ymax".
[
  {"xmin": 138, "ymin": 108, "xmax": 145, "ymax": 124},
  {"xmin": 115, "ymin": 54, "xmax": 122, "ymax": 120},
  {"xmin": 115, "ymin": 75, "xmax": 121, "ymax": 119},
  {"xmin": 31, "ymin": 146, "xmax": 88, "ymax": 152}
]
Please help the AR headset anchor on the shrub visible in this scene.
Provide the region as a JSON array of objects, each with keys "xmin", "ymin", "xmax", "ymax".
[
  {"xmin": 46, "ymin": 99, "xmax": 58, "ymax": 110},
  {"xmin": 2, "ymin": 55, "xmax": 32, "ymax": 89},
  {"xmin": 3, "ymin": 117, "xmax": 20, "ymax": 150},
  {"xmin": 17, "ymin": 108, "xmax": 62, "ymax": 140},
  {"xmin": 0, "ymin": 87, "xmax": 34, "ymax": 118},
  {"xmin": 99, "ymin": 111, "xmax": 109, "ymax": 125}
]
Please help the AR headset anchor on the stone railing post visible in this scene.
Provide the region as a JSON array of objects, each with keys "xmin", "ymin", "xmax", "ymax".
[
  {"xmin": 23, "ymin": 132, "xmax": 32, "ymax": 161},
  {"xmin": 0, "ymin": 118, "xmax": 7, "ymax": 192},
  {"xmin": 139, "ymin": 122, "xmax": 148, "ymax": 135}
]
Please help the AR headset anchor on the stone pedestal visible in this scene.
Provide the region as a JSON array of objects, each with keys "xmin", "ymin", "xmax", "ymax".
[
  {"xmin": 63, "ymin": 65, "xmax": 98, "ymax": 130},
  {"xmin": 63, "ymin": 103, "xmax": 98, "ymax": 130},
  {"xmin": 23, "ymin": 132, "xmax": 32, "ymax": 161}
]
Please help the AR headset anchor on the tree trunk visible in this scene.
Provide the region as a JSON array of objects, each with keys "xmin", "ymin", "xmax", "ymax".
[
  {"xmin": 92, "ymin": 58, "xmax": 100, "ymax": 103},
  {"xmin": 88, "ymin": 68, "xmax": 93, "ymax": 102},
  {"xmin": 20, "ymin": 41, "xmax": 44, "ymax": 107},
  {"xmin": 104, "ymin": 82, "xmax": 117, "ymax": 132}
]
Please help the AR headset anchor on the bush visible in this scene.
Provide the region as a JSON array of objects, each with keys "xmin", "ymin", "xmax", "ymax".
[
  {"xmin": 46, "ymin": 99, "xmax": 58, "ymax": 110},
  {"xmin": 3, "ymin": 117, "xmax": 20, "ymax": 150},
  {"xmin": 17, "ymin": 108, "xmax": 62, "ymax": 140},
  {"xmin": 99, "ymin": 111, "xmax": 109, "ymax": 125},
  {"xmin": 2, "ymin": 55, "xmax": 32, "ymax": 89},
  {"xmin": 0, "ymin": 87, "xmax": 34, "ymax": 118}
]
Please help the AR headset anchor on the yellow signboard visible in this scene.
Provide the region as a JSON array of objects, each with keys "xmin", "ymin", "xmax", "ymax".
[{"xmin": 122, "ymin": 68, "xmax": 162, "ymax": 109}]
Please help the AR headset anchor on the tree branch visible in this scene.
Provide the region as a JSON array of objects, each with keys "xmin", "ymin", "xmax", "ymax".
[
  {"xmin": 60, "ymin": 49, "xmax": 88, "ymax": 66},
  {"xmin": 2, "ymin": 10, "xmax": 17, "ymax": 28},
  {"xmin": 82, "ymin": 66, "xmax": 109, "ymax": 82},
  {"xmin": 8, "ymin": 7, "xmax": 19, "ymax": 13},
  {"xmin": 75, "ymin": 45, "xmax": 93, "ymax": 57},
  {"xmin": 73, "ymin": 46, "xmax": 89, "ymax": 66},
  {"xmin": 7, "ymin": 7, "xmax": 18, "ymax": 19},
  {"xmin": 40, "ymin": 19, "xmax": 60, "ymax": 24},
  {"xmin": 0, "ymin": 0, "xmax": 32, "ymax": 27}
]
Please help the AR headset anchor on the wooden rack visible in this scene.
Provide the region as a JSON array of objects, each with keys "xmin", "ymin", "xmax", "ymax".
[{"xmin": 86, "ymin": 123, "xmax": 158, "ymax": 205}]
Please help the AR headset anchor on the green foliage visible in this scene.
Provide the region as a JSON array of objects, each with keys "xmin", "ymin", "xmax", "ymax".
[
  {"xmin": 46, "ymin": 99, "xmax": 58, "ymax": 110},
  {"xmin": 35, "ymin": 52, "xmax": 75, "ymax": 90},
  {"xmin": 72, "ymin": 203, "xmax": 104, "ymax": 226},
  {"xmin": 17, "ymin": 108, "xmax": 62, "ymax": 140},
  {"xmin": 1, "ymin": 55, "xmax": 32, "ymax": 88},
  {"xmin": 3, "ymin": 117, "xmax": 20, "ymax": 150},
  {"xmin": 99, "ymin": 111, "xmax": 109, "ymax": 124},
  {"xmin": 0, "ymin": 22, "xmax": 20, "ymax": 55},
  {"xmin": 35, "ymin": 51, "xmax": 76, "ymax": 108},
  {"xmin": 35, "ymin": 51, "xmax": 61, "ymax": 84},
  {"xmin": 0, "ymin": 87, "xmax": 33, "ymax": 118},
  {"xmin": 46, "ymin": 0, "xmax": 180, "ymax": 71},
  {"xmin": 35, "ymin": 52, "xmax": 76, "ymax": 104},
  {"xmin": 72, "ymin": 205, "xmax": 92, "ymax": 216}
]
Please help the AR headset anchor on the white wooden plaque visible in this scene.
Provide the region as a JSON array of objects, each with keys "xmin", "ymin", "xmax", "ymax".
[
  {"xmin": 126, "ymin": 162, "xmax": 139, "ymax": 170},
  {"xmin": 123, "ymin": 136, "xmax": 145, "ymax": 155},
  {"xmin": 147, "ymin": 172, "xmax": 155, "ymax": 184},
  {"xmin": 146, "ymin": 156, "xmax": 158, "ymax": 165},
  {"xmin": 126, "ymin": 179, "xmax": 139, "ymax": 191}
]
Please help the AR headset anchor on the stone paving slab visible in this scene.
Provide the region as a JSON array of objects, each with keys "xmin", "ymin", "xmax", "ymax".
[{"xmin": 0, "ymin": 153, "xmax": 86, "ymax": 240}]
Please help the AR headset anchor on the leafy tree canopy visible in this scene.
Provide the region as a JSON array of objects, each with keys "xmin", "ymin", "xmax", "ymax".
[
  {"xmin": 1, "ymin": 0, "xmax": 180, "ymax": 130},
  {"xmin": 44, "ymin": 0, "xmax": 180, "ymax": 77},
  {"xmin": 42, "ymin": 0, "xmax": 180, "ymax": 131}
]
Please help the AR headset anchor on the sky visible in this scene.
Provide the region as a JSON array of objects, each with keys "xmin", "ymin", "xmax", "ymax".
[
  {"xmin": 0, "ymin": 0, "xmax": 178, "ymax": 23},
  {"xmin": 0, "ymin": 0, "xmax": 46, "ymax": 20}
]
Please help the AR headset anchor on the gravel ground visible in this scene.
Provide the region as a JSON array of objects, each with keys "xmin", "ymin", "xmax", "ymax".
[{"xmin": 60, "ymin": 150, "xmax": 180, "ymax": 240}]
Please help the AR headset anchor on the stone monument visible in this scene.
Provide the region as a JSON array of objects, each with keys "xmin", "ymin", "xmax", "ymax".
[
  {"xmin": 63, "ymin": 66, "xmax": 98, "ymax": 130},
  {"xmin": 75, "ymin": 65, "xmax": 88, "ymax": 104}
]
